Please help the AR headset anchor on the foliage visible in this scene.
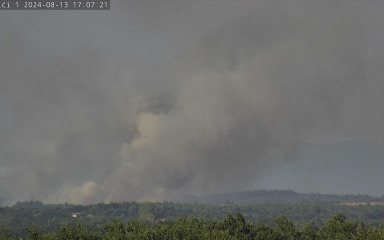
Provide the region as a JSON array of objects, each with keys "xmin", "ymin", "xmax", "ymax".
[
  {"xmin": 1, "ymin": 213, "xmax": 384, "ymax": 240},
  {"xmin": 1, "ymin": 194, "xmax": 384, "ymax": 238}
]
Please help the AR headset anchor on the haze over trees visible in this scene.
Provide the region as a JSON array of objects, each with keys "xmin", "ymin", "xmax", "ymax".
[{"xmin": 1, "ymin": 191, "xmax": 384, "ymax": 239}]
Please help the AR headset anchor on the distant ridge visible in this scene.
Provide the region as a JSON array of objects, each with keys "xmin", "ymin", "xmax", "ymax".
[{"xmin": 189, "ymin": 190, "xmax": 384, "ymax": 204}]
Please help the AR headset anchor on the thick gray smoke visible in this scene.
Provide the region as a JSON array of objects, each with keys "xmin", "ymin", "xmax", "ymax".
[{"xmin": 1, "ymin": 1, "xmax": 384, "ymax": 204}]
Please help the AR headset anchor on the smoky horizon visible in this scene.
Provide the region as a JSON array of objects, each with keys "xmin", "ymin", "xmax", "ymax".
[{"xmin": 1, "ymin": 1, "xmax": 384, "ymax": 205}]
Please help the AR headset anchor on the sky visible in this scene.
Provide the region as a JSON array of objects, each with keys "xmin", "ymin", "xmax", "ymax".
[{"xmin": 1, "ymin": 1, "xmax": 384, "ymax": 205}]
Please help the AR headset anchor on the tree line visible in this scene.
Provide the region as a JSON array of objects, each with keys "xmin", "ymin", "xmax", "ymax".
[
  {"xmin": 1, "ymin": 213, "xmax": 384, "ymax": 240},
  {"xmin": 2, "ymin": 201, "xmax": 384, "ymax": 238}
]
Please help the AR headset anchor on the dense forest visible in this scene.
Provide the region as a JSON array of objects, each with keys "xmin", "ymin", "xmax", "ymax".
[
  {"xmin": 2, "ymin": 213, "xmax": 384, "ymax": 239},
  {"xmin": 1, "ymin": 190, "xmax": 384, "ymax": 239}
]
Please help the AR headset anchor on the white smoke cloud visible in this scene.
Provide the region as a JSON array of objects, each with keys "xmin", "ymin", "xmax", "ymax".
[{"xmin": 1, "ymin": 1, "xmax": 384, "ymax": 204}]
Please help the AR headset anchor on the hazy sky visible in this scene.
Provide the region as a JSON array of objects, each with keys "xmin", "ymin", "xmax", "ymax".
[{"xmin": 1, "ymin": 1, "xmax": 384, "ymax": 205}]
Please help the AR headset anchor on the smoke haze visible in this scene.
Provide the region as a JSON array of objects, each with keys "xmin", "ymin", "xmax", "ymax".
[{"xmin": 1, "ymin": 1, "xmax": 384, "ymax": 204}]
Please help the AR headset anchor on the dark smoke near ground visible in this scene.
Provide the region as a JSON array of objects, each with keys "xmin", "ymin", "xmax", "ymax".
[{"xmin": 1, "ymin": 1, "xmax": 384, "ymax": 204}]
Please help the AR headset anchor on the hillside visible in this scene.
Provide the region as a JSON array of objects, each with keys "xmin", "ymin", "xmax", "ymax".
[{"xmin": 191, "ymin": 189, "xmax": 384, "ymax": 204}]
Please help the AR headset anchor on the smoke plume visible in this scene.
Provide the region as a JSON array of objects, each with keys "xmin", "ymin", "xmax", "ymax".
[{"xmin": 1, "ymin": 1, "xmax": 384, "ymax": 204}]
